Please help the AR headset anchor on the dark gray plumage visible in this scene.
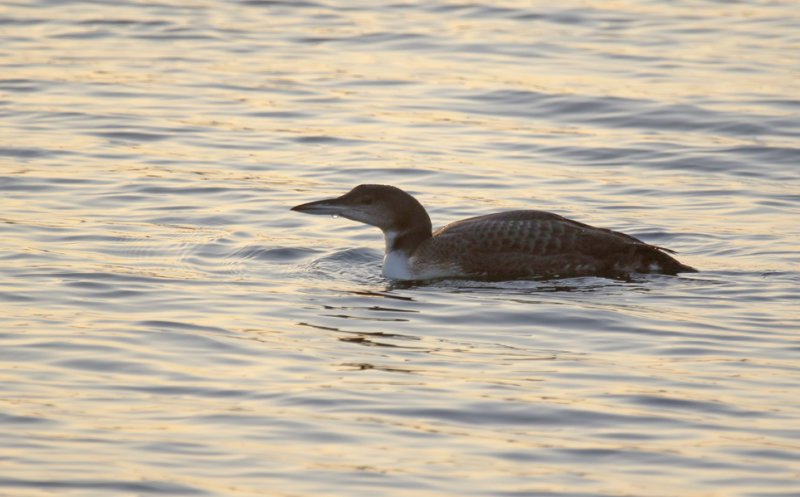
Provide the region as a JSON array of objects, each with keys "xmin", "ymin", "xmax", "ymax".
[{"xmin": 292, "ymin": 184, "xmax": 696, "ymax": 281}]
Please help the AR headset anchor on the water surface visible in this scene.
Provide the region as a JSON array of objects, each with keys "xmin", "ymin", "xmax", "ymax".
[{"xmin": 2, "ymin": 1, "xmax": 799, "ymax": 496}]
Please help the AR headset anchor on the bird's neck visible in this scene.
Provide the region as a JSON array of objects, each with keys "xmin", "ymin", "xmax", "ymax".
[{"xmin": 383, "ymin": 227, "xmax": 431, "ymax": 256}]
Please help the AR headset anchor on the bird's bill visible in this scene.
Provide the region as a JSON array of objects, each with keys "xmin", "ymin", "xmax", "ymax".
[{"xmin": 290, "ymin": 198, "xmax": 343, "ymax": 215}]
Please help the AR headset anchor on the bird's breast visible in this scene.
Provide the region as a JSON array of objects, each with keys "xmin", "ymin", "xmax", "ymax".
[{"xmin": 382, "ymin": 250, "xmax": 414, "ymax": 280}]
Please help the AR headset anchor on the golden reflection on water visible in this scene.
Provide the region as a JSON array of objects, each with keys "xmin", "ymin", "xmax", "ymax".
[
  {"xmin": 2, "ymin": 1, "xmax": 799, "ymax": 496},
  {"xmin": 6, "ymin": 5, "xmax": 791, "ymax": 97}
]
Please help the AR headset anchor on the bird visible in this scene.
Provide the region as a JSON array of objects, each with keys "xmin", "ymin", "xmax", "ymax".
[{"xmin": 291, "ymin": 184, "xmax": 696, "ymax": 281}]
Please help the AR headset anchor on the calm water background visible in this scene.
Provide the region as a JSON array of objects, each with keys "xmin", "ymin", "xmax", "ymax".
[{"xmin": 2, "ymin": 1, "xmax": 799, "ymax": 496}]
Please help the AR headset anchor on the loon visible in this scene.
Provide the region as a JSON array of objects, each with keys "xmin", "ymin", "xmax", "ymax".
[{"xmin": 291, "ymin": 184, "xmax": 696, "ymax": 281}]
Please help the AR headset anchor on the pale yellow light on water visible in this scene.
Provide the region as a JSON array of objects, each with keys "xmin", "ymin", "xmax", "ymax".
[{"xmin": 2, "ymin": 0, "xmax": 799, "ymax": 496}]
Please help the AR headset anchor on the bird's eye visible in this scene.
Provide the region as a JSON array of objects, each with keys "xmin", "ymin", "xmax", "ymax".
[{"xmin": 362, "ymin": 197, "xmax": 373, "ymax": 205}]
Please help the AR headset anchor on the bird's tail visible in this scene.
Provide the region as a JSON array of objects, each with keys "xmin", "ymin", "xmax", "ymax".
[{"xmin": 639, "ymin": 244, "xmax": 697, "ymax": 275}]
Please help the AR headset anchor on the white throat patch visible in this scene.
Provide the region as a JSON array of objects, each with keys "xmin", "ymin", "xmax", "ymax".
[
  {"xmin": 383, "ymin": 230, "xmax": 400, "ymax": 252},
  {"xmin": 382, "ymin": 250, "xmax": 414, "ymax": 280}
]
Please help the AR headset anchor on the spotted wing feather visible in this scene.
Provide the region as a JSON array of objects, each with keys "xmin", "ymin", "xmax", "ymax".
[{"xmin": 414, "ymin": 210, "xmax": 692, "ymax": 279}]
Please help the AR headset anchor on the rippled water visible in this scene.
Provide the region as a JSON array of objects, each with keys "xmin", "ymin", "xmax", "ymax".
[{"xmin": 2, "ymin": 1, "xmax": 799, "ymax": 496}]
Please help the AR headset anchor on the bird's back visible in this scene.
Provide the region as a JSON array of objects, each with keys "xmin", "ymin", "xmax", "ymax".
[{"xmin": 412, "ymin": 210, "xmax": 693, "ymax": 280}]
